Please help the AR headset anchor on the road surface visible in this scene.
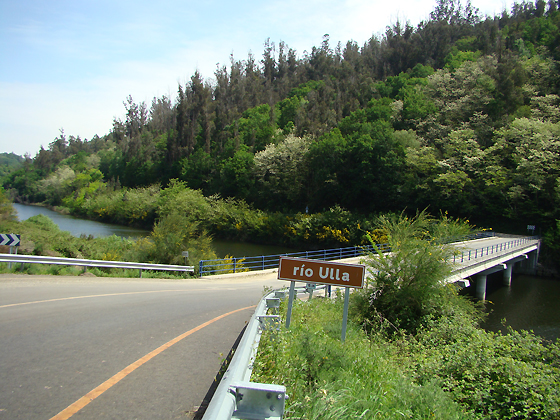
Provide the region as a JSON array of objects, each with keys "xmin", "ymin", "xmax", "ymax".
[{"xmin": 0, "ymin": 272, "xmax": 284, "ymax": 420}]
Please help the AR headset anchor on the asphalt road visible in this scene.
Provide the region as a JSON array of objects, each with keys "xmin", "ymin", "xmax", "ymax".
[{"xmin": 0, "ymin": 272, "xmax": 285, "ymax": 420}]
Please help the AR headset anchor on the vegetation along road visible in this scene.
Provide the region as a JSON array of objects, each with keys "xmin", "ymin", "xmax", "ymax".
[{"xmin": 0, "ymin": 272, "xmax": 284, "ymax": 420}]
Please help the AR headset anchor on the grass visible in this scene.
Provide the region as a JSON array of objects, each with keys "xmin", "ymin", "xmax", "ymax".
[
  {"xmin": 251, "ymin": 295, "xmax": 473, "ymax": 420},
  {"xmin": 251, "ymin": 291, "xmax": 560, "ymax": 419}
]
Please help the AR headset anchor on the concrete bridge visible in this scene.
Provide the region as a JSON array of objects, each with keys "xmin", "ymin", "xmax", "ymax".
[
  {"xmin": 207, "ymin": 234, "xmax": 541, "ymax": 302},
  {"xmin": 332, "ymin": 234, "xmax": 540, "ymax": 301},
  {"xmin": 446, "ymin": 235, "xmax": 540, "ymax": 300}
]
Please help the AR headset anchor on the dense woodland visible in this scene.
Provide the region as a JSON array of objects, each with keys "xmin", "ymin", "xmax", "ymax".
[{"xmin": 2, "ymin": 0, "xmax": 560, "ymax": 253}]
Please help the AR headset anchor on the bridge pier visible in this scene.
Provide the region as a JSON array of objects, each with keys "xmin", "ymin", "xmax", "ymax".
[
  {"xmin": 528, "ymin": 249, "xmax": 539, "ymax": 273},
  {"xmin": 503, "ymin": 264, "xmax": 512, "ymax": 287},
  {"xmin": 474, "ymin": 264, "xmax": 507, "ymax": 301},
  {"xmin": 473, "ymin": 253, "xmax": 536, "ymax": 300},
  {"xmin": 476, "ymin": 274, "xmax": 488, "ymax": 301},
  {"xmin": 476, "ymin": 262, "xmax": 515, "ymax": 300}
]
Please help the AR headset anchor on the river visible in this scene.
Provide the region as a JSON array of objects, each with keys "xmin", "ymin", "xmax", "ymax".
[
  {"xmin": 12, "ymin": 203, "xmax": 298, "ymax": 259},
  {"xmin": 13, "ymin": 203, "xmax": 150, "ymax": 239},
  {"xmin": 482, "ymin": 273, "xmax": 560, "ymax": 342}
]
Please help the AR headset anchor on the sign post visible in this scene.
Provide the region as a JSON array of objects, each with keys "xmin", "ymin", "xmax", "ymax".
[
  {"xmin": 278, "ymin": 256, "xmax": 365, "ymax": 342},
  {"xmin": 1, "ymin": 234, "xmax": 20, "ymax": 269}
]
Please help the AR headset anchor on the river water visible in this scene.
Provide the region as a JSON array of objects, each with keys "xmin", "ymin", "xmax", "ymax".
[
  {"xmin": 12, "ymin": 203, "xmax": 298, "ymax": 259},
  {"xmin": 13, "ymin": 203, "xmax": 150, "ymax": 239},
  {"xmin": 482, "ymin": 273, "xmax": 560, "ymax": 342}
]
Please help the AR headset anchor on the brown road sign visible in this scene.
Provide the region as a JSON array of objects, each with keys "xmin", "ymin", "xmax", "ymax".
[{"xmin": 278, "ymin": 256, "xmax": 365, "ymax": 289}]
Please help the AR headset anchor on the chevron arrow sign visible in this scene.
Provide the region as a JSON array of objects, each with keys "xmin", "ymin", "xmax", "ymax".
[{"xmin": 0, "ymin": 234, "xmax": 20, "ymax": 246}]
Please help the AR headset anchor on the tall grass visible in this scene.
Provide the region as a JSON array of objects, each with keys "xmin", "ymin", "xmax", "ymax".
[
  {"xmin": 252, "ymin": 297, "xmax": 473, "ymax": 419},
  {"xmin": 252, "ymin": 294, "xmax": 560, "ymax": 419}
]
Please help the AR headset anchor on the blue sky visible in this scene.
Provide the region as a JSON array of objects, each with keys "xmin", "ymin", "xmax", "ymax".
[{"xmin": 1, "ymin": 0, "xmax": 513, "ymax": 157}]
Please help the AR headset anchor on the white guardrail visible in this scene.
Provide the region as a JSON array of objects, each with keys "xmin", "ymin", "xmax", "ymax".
[
  {"xmin": 202, "ymin": 284, "xmax": 326, "ymax": 420},
  {"xmin": 0, "ymin": 254, "xmax": 194, "ymax": 276}
]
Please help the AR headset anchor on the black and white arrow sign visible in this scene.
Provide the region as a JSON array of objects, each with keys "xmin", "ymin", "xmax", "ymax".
[{"xmin": 0, "ymin": 234, "xmax": 20, "ymax": 246}]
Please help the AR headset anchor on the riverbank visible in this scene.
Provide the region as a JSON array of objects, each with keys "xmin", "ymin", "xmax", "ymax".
[{"xmin": 12, "ymin": 203, "xmax": 301, "ymax": 258}]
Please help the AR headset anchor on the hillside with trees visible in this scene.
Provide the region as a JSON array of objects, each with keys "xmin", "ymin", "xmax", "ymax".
[{"xmin": 2, "ymin": 0, "xmax": 560, "ymax": 264}]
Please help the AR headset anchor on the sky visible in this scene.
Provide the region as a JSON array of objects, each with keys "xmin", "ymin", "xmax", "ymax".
[{"xmin": 0, "ymin": 0, "xmax": 514, "ymax": 157}]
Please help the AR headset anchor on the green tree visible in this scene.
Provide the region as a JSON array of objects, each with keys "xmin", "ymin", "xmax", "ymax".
[
  {"xmin": 0, "ymin": 187, "xmax": 16, "ymax": 227},
  {"xmin": 253, "ymin": 134, "xmax": 312, "ymax": 210},
  {"xmin": 219, "ymin": 146, "xmax": 256, "ymax": 200},
  {"xmin": 134, "ymin": 211, "xmax": 215, "ymax": 267},
  {"xmin": 489, "ymin": 117, "xmax": 560, "ymax": 221},
  {"xmin": 235, "ymin": 104, "xmax": 276, "ymax": 152}
]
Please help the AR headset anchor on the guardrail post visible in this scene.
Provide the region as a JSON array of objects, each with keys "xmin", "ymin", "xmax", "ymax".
[
  {"xmin": 265, "ymin": 298, "xmax": 281, "ymax": 315},
  {"xmin": 199, "ymin": 260, "xmax": 203, "ymax": 277},
  {"xmin": 8, "ymin": 246, "xmax": 14, "ymax": 269},
  {"xmin": 262, "ymin": 256, "xmax": 265, "ymax": 270},
  {"xmin": 233, "ymin": 258, "xmax": 237, "ymax": 274}
]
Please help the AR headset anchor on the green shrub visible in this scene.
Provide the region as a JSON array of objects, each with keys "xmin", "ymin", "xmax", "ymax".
[
  {"xmin": 410, "ymin": 317, "xmax": 560, "ymax": 419},
  {"xmin": 254, "ymin": 293, "xmax": 560, "ymax": 420},
  {"xmin": 352, "ymin": 210, "xmax": 474, "ymax": 335}
]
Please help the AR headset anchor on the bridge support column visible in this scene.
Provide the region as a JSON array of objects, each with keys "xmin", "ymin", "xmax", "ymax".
[
  {"xmin": 503, "ymin": 264, "xmax": 512, "ymax": 287},
  {"xmin": 476, "ymin": 274, "xmax": 487, "ymax": 301},
  {"xmin": 528, "ymin": 250, "xmax": 538, "ymax": 274}
]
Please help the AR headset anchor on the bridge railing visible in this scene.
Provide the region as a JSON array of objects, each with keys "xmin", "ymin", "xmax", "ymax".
[
  {"xmin": 0, "ymin": 254, "xmax": 194, "ymax": 277},
  {"xmin": 198, "ymin": 244, "xmax": 389, "ymax": 276},
  {"xmin": 198, "ymin": 231, "xmax": 496, "ymax": 276},
  {"xmin": 452, "ymin": 236, "xmax": 540, "ymax": 263}
]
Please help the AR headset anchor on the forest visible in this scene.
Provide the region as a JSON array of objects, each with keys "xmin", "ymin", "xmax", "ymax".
[{"xmin": 2, "ymin": 0, "xmax": 560, "ymax": 266}]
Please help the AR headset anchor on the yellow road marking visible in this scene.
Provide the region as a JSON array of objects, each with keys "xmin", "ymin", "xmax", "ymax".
[
  {"xmin": 0, "ymin": 289, "xmax": 223, "ymax": 309},
  {"xmin": 49, "ymin": 305, "xmax": 256, "ymax": 420}
]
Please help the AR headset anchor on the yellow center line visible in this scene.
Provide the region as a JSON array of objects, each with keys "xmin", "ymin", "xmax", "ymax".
[
  {"xmin": 0, "ymin": 289, "xmax": 225, "ymax": 309},
  {"xmin": 49, "ymin": 304, "xmax": 256, "ymax": 420}
]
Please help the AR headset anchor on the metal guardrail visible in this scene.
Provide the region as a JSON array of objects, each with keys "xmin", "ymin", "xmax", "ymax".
[
  {"xmin": 202, "ymin": 284, "xmax": 326, "ymax": 420},
  {"xmin": 0, "ymin": 254, "xmax": 194, "ymax": 277}
]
